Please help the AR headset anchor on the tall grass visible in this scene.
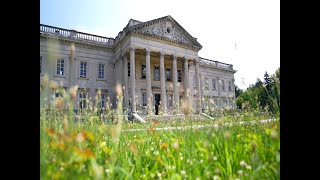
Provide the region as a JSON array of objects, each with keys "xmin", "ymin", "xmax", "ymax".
[{"xmin": 40, "ymin": 75, "xmax": 280, "ymax": 179}]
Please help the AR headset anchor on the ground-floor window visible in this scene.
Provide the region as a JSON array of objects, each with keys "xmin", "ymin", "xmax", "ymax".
[
  {"xmin": 142, "ymin": 92, "xmax": 146, "ymax": 106},
  {"xmin": 79, "ymin": 92, "xmax": 87, "ymax": 110}
]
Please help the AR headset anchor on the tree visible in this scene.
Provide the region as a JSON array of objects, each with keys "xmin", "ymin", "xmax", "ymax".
[{"xmin": 235, "ymin": 84, "xmax": 243, "ymax": 98}]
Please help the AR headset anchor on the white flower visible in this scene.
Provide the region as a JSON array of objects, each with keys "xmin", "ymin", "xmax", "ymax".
[
  {"xmin": 105, "ymin": 169, "xmax": 110, "ymax": 173},
  {"xmin": 240, "ymin": 160, "xmax": 247, "ymax": 167},
  {"xmin": 213, "ymin": 156, "xmax": 217, "ymax": 161},
  {"xmin": 213, "ymin": 175, "xmax": 219, "ymax": 180},
  {"xmin": 181, "ymin": 170, "xmax": 186, "ymax": 176},
  {"xmin": 246, "ymin": 165, "xmax": 252, "ymax": 170}
]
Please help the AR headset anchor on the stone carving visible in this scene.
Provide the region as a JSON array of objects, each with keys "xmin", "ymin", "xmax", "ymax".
[{"xmin": 139, "ymin": 20, "xmax": 190, "ymax": 45}]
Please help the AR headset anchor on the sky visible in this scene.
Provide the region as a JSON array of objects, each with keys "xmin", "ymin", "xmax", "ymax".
[{"xmin": 40, "ymin": 0, "xmax": 279, "ymax": 90}]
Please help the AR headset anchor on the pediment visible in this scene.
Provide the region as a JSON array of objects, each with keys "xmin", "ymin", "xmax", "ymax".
[{"xmin": 128, "ymin": 16, "xmax": 202, "ymax": 50}]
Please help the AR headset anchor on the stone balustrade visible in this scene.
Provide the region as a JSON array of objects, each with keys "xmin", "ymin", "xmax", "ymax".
[
  {"xmin": 199, "ymin": 57, "xmax": 233, "ymax": 70},
  {"xmin": 40, "ymin": 24, "xmax": 115, "ymax": 45}
]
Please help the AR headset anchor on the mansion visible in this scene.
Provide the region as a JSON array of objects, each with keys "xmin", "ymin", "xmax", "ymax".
[{"xmin": 40, "ymin": 15, "xmax": 237, "ymax": 115}]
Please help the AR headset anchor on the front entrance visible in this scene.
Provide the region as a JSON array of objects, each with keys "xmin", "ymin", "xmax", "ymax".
[{"xmin": 154, "ymin": 94, "xmax": 160, "ymax": 115}]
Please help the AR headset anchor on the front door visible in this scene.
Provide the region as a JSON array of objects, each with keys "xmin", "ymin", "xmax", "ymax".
[{"xmin": 154, "ymin": 94, "xmax": 160, "ymax": 115}]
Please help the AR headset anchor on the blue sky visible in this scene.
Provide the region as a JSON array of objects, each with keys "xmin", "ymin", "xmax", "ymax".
[{"xmin": 41, "ymin": 0, "xmax": 280, "ymax": 90}]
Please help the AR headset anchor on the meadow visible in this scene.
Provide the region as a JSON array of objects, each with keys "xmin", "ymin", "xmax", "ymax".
[{"xmin": 40, "ymin": 78, "xmax": 280, "ymax": 180}]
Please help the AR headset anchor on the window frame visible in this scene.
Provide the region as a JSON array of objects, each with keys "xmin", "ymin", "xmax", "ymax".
[
  {"xmin": 78, "ymin": 91, "xmax": 88, "ymax": 110},
  {"xmin": 166, "ymin": 67, "xmax": 171, "ymax": 81},
  {"xmin": 141, "ymin": 64, "xmax": 146, "ymax": 79},
  {"xmin": 142, "ymin": 92, "xmax": 147, "ymax": 106},
  {"xmin": 98, "ymin": 63, "xmax": 105, "ymax": 80},
  {"xmin": 221, "ymin": 80, "xmax": 225, "ymax": 92},
  {"xmin": 212, "ymin": 79, "xmax": 216, "ymax": 91},
  {"xmin": 177, "ymin": 69, "xmax": 182, "ymax": 82},
  {"xmin": 228, "ymin": 81, "xmax": 232, "ymax": 92},
  {"xmin": 154, "ymin": 65, "xmax": 160, "ymax": 81},
  {"xmin": 79, "ymin": 61, "xmax": 88, "ymax": 78},
  {"xmin": 56, "ymin": 58, "xmax": 65, "ymax": 76}
]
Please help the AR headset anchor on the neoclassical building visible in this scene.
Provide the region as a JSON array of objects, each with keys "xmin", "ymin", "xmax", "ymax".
[{"xmin": 40, "ymin": 15, "xmax": 236, "ymax": 115}]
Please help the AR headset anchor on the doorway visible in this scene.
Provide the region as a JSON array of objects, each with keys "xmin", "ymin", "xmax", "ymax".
[{"xmin": 154, "ymin": 94, "xmax": 160, "ymax": 115}]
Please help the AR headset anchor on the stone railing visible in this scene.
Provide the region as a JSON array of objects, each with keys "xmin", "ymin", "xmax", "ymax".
[
  {"xmin": 40, "ymin": 24, "xmax": 115, "ymax": 46},
  {"xmin": 199, "ymin": 57, "xmax": 233, "ymax": 70}
]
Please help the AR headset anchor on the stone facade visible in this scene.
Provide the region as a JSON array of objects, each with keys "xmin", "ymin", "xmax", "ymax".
[{"xmin": 40, "ymin": 15, "xmax": 237, "ymax": 115}]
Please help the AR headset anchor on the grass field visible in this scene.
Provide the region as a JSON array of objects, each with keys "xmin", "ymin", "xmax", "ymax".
[{"xmin": 40, "ymin": 81, "xmax": 280, "ymax": 179}]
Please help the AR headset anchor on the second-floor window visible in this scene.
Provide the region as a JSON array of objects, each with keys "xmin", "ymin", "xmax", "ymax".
[
  {"xmin": 154, "ymin": 66, "xmax": 160, "ymax": 80},
  {"xmin": 178, "ymin": 70, "xmax": 182, "ymax": 82},
  {"xmin": 222, "ymin": 80, "xmax": 225, "ymax": 91},
  {"xmin": 56, "ymin": 59, "xmax": 64, "ymax": 76},
  {"xmin": 141, "ymin": 64, "xmax": 146, "ymax": 79},
  {"xmin": 228, "ymin": 81, "xmax": 232, "ymax": 92},
  {"xmin": 98, "ymin": 64, "xmax": 105, "ymax": 79},
  {"xmin": 212, "ymin": 79, "xmax": 216, "ymax": 90},
  {"xmin": 80, "ymin": 62, "xmax": 87, "ymax": 78},
  {"xmin": 166, "ymin": 68, "xmax": 171, "ymax": 81}
]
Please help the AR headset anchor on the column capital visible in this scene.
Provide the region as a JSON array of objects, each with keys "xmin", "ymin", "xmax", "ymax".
[
  {"xmin": 172, "ymin": 53, "xmax": 177, "ymax": 60},
  {"xmin": 159, "ymin": 50, "xmax": 164, "ymax": 58},
  {"xmin": 130, "ymin": 46, "xmax": 135, "ymax": 52},
  {"xmin": 145, "ymin": 48, "xmax": 150, "ymax": 55}
]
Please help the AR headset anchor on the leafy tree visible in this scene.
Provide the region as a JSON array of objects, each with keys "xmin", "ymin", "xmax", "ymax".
[{"xmin": 235, "ymin": 84, "xmax": 243, "ymax": 98}]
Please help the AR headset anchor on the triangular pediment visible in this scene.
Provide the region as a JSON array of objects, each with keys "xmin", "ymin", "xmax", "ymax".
[{"xmin": 128, "ymin": 16, "xmax": 202, "ymax": 50}]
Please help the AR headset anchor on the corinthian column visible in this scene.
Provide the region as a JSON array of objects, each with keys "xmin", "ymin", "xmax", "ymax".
[
  {"xmin": 130, "ymin": 47, "xmax": 136, "ymax": 112},
  {"xmin": 160, "ymin": 51, "xmax": 167, "ymax": 114},
  {"xmin": 145, "ymin": 48, "xmax": 152, "ymax": 115},
  {"xmin": 184, "ymin": 58, "xmax": 190, "ymax": 97},
  {"xmin": 123, "ymin": 55, "xmax": 129, "ymax": 110},
  {"xmin": 172, "ymin": 54, "xmax": 179, "ymax": 111},
  {"xmin": 195, "ymin": 59, "xmax": 201, "ymax": 113}
]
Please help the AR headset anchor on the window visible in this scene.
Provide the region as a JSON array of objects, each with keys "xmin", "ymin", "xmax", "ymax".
[
  {"xmin": 154, "ymin": 66, "xmax": 160, "ymax": 80},
  {"xmin": 79, "ymin": 92, "xmax": 87, "ymax": 109},
  {"xmin": 178, "ymin": 70, "xmax": 182, "ymax": 82},
  {"xmin": 128, "ymin": 63, "xmax": 130, "ymax": 77},
  {"xmin": 80, "ymin": 62, "xmax": 87, "ymax": 78},
  {"xmin": 141, "ymin": 64, "xmax": 146, "ymax": 79},
  {"xmin": 167, "ymin": 94, "xmax": 173, "ymax": 108},
  {"xmin": 166, "ymin": 68, "xmax": 171, "ymax": 81},
  {"xmin": 98, "ymin": 64, "xmax": 105, "ymax": 79},
  {"xmin": 40, "ymin": 56, "xmax": 43, "ymax": 74},
  {"xmin": 142, "ymin": 92, "xmax": 146, "ymax": 106},
  {"xmin": 205, "ymin": 78, "xmax": 209, "ymax": 90},
  {"xmin": 99, "ymin": 94, "xmax": 106, "ymax": 108},
  {"xmin": 212, "ymin": 79, "xmax": 216, "ymax": 90},
  {"xmin": 222, "ymin": 80, "xmax": 225, "ymax": 91},
  {"xmin": 228, "ymin": 81, "xmax": 232, "ymax": 92},
  {"xmin": 56, "ymin": 59, "xmax": 64, "ymax": 76}
]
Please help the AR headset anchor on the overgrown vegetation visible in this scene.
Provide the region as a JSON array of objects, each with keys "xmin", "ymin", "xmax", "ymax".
[{"xmin": 40, "ymin": 70, "xmax": 280, "ymax": 179}]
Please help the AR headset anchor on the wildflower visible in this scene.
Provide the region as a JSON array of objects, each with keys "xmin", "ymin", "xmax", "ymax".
[
  {"xmin": 213, "ymin": 156, "xmax": 217, "ymax": 161},
  {"xmin": 115, "ymin": 83, "xmax": 123, "ymax": 96},
  {"xmin": 105, "ymin": 169, "xmax": 110, "ymax": 173},
  {"xmin": 271, "ymin": 129, "xmax": 278, "ymax": 139},
  {"xmin": 246, "ymin": 165, "xmax": 252, "ymax": 170},
  {"xmin": 214, "ymin": 168, "xmax": 220, "ymax": 174},
  {"xmin": 181, "ymin": 170, "xmax": 186, "ymax": 176},
  {"xmin": 69, "ymin": 86, "xmax": 78, "ymax": 101},
  {"xmin": 172, "ymin": 141, "xmax": 179, "ymax": 150},
  {"xmin": 213, "ymin": 175, "xmax": 219, "ymax": 180},
  {"xmin": 46, "ymin": 128, "xmax": 55, "ymax": 137},
  {"xmin": 238, "ymin": 170, "xmax": 243, "ymax": 175},
  {"xmin": 240, "ymin": 160, "xmax": 247, "ymax": 167}
]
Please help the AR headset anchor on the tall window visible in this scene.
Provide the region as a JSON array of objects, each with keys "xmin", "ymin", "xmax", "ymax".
[
  {"xmin": 154, "ymin": 66, "xmax": 160, "ymax": 80},
  {"xmin": 98, "ymin": 64, "xmax": 105, "ymax": 79},
  {"xmin": 142, "ymin": 92, "xmax": 146, "ymax": 106},
  {"xmin": 56, "ymin": 59, "xmax": 64, "ymax": 76},
  {"xmin": 167, "ymin": 94, "xmax": 173, "ymax": 108},
  {"xmin": 80, "ymin": 62, "xmax": 87, "ymax": 78},
  {"xmin": 222, "ymin": 80, "xmax": 225, "ymax": 91},
  {"xmin": 178, "ymin": 70, "xmax": 182, "ymax": 82},
  {"xmin": 141, "ymin": 64, "xmax": 146, "ymax": 79},
  {"xmin": 212, "ymin": 79, "xmax": 216, "ymax": 90},
  {"xmin": 228, "ymin": 81, "xmax": 232, "ymax": 92},
  {"xmin": 205, "ymin": 78, "xmax": 209, "ymax": 90},
  {"xmin": 79, "ymin": 92, "xmax": 87, "ymax": 109},
  {"xmin": 166, "ymin": 68, "xmax": 171, "ymax": 81},
  {"xmin": 99, "ymin": 94, "xmax": 106, "ymax": 108},
  {"xmin": 128, "ymin": 63, "xmax": 130, "ymax": 77},
  {"xmin": 40, "ymin": 56, "xmax": 43, "ymax": 74}
]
